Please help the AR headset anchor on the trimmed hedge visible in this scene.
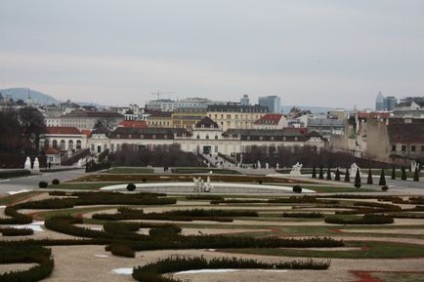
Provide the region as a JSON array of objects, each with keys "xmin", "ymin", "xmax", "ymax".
[
  {"xmin": 106, "ymin": 243, "xmax": 135, "ymax": 258},
  {"xmin": 0, "ymin": 245, "xmax": 54, "ymax": 281},
  {"xmin": 133, "ymin": 256, "xmax": 330, "ymax": 281},
  {"xmin": 52, "ymin": 179, "xmax": 60, "ymax": 185},
  {"xmin": 39, "ymin": 181, "xmax": 48, "ymax": 188},
  {"xmin": 292, "ymin": 185, "xmax": 302, "ymax": 193},
  {"xmin": 0, "ymin": 206, "xmax": 32, "ymax": 224},
  {"xmin": 1, "ymin": 227, "xmax": 34, "ymax": 236},
  {"xmin": 283, "ymin": 212, "xmax": 323, "ymax": 218},
  {"xmin": 325, "ymin": 214, "xmax": 394, "ymax": 224},
  {"xmin": 126, "ymin": 183, "xmax": 136, "ymax": 191}
]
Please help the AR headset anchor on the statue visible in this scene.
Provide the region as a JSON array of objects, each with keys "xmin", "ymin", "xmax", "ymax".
[
  {"xmin": 350, "ymin": 163, "xmax": 360, "ymax": 178},
  {"xmin": 193, "ymin": 177, "xmax": 200, "ymax": 193},
  {"xmin": 33, "ymin": 157, "xmax": 40, "ymax": 171},
  {"xmin": 204, "ymin": 176, "xmax": 212, "ymax": 192},
  {"xmin": 290, "ymin": 162, "xmax": 303, "ymax": 176},
  {"xmin": 257, "ymin": 160, "xmax": 261, "ymax": 169},
  {"xmin": 24, "ymin": 157, "xmax": 31, "ymax": 170}
]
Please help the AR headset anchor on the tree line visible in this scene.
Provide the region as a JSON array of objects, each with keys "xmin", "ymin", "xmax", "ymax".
[{"xmin": 0, "ymin": 107, "xmax": 45, "ymax": 167}]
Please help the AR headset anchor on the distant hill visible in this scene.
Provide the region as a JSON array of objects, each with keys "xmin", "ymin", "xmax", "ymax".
[{"xmin": 0, "ymin": 88, "xmax": 61, "ymax": 105}]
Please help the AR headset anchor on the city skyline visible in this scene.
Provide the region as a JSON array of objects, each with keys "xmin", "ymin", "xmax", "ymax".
[{"xmin": 0, "ymin": 1, "xmax": 423, "ymax": 109}]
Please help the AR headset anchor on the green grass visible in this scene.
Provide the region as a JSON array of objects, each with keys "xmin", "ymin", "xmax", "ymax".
[
  {"xmin": 171, "ymin": 167, "xmax": 241, "ymax": 174},
  {"xmin": 0, "ymin": 191, "xmax": 42, "ymax": 205},
  {"xmin": 224, "ymin": 241, "xmax": 424, "ymax": 259},
  {"xmin": 304, "ymin": 186, "xmax": 375, "ymax": 193},
  {"xmin": 46, "ymin": 182, "xmax": 121, "ymax": 190},
  {"xmin": 36, "ymin": 206, "xmax": 117, "ymax": 220},
  {"xmin": 103, "ymin": 167, "xmax": 154, "ymax": 174}
]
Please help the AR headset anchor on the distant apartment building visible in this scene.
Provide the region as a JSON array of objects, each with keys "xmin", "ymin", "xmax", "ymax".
[
  {"xmin": 393, "ymin": 97, "xmax": 424, "ymax": 118},
  {"xmin": 59, "ymin": 109, "xmax": 124, "ymax": 130},
  {"xmin": 206, "ymin": 104, "xmax": 269, "ymax": 131},
  {"xmin": 253, "ymin": 114, "xmax": 287, "ymax": 130},
  {"xmin": 175, "ymin": 97, "xmax": 211, "ymax": 110},
  {"xmin": 146, "ymin": 99, "xmax": 176, "ymax": 112},
  {"xmin": 367, "ymin": 117, "xmax": 424, "ymax": 165},
  {"xmin": 307, "ymin": 118, "xmax": 347, "ymax": 139},
  {"xmin": 145, "ymin": 111, "xmax": 173, "ymax": 128},
  {"xmin": 172, "ymin": 108, "xmax": 206, "ymax": 130},
  {"xmin": 258, "ymin": 95, "xmax": 281, "ymax": 113}
]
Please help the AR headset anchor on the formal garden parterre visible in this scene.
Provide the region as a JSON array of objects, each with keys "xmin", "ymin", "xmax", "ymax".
[{"xmin": 1, "ymin": 167, "xmax": 424, "ymax": 281}]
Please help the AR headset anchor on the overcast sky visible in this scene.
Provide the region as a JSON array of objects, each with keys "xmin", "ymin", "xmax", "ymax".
[{"xmin": 0, "ymin": 0, "xmax": 423, "ymax": 109}]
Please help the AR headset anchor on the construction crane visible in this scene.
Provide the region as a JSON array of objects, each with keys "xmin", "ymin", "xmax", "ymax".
[{"xmin": 151, "ymin": 90, "xmax": 173, "ymax": 100}]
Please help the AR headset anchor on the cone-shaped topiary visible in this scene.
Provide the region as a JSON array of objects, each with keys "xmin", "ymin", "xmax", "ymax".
[
  {"xmin": 414, "ymin": 167, "xmax": 420, "ymax": 182},
  {"xmin": 367, "ymin": 168, "xmax": 373, "ymax": 185},
  {"xmin": 335, "ymin": 168, "xmax": 341, "ymax": 181},
  {"xmin": 401, "ymin": 166, "xmax": 407, "ymax": 180},
  {"xmin": 379, "ymin": 169, "xmax": 386, "ymax": 186},
  {"xmin": 354, "ymin": 169, "xmax": 361, "ymax": 188},
  {"xmin": 312, "ymin": 166, "xmax": 317, "ymax": 179},
  {"xmin": 319, "ymin": 166, "xmax": 324, "ymax": 179},
  {"xmin": 391, "ymin": 166, "xmax": 396, "ymax": 180},
  {"xmin": 344, "ymin": 168, "xmax": 350, "ymax": 182},
  {"xmin": 326, "ymin": 167, "xmax": 332, "ymax": 180}
]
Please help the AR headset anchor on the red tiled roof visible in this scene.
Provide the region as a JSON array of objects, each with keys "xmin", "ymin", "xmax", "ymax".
[
  {"xmin": 46, "ymin": 127, "xmax": 81, "ymax": 135},
  {"xmin": 254, "ymin": 114, "xmax": 283, "ymax": 125},
  {"xmin": 118, "ymin": 120, "xmax": 148, "ymax": 128},
  {"xmin": 388, "ymin": 118, "xmax": 424, "ymax": 143},
  {"xmin": 44, "ymin": 147, "xmax": 60, "ymax": 154},
  {"xmin": 81, "ymin": 129, "xmax": 91, "ymax": 137}
]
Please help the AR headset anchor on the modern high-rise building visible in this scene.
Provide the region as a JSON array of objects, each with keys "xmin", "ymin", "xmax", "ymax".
[
  {"xmin": 375, "ymin": 91, "xmax": 385, "ymax": 111},
  {"xmin": 375, "ymin": 92, "xmax": 397, "ymax": 111},
  {"xmin": 384, "ymin": 96, "xmax": 397, "ymax": 111},
  {"xmin": 240, "ymin": 94, "xmax": 250, "ymax": 106},
  {"xmin": 258, "ymin": 95, "xmax": 281, "ymax": 113}
]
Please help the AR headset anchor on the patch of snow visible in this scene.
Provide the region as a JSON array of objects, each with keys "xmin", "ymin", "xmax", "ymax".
[
  {"xmin": 112, "ymin": 268, "xmax": 132, "ymax": 275},
  {"xmin": 176, "ymin": 269, "xmax": 238, "ymax": 274},
  {"xmin": 9, "ymin": 221, "xmax": 44, "ymax": 232},
  {"xmin": 95, "ymin": 254, "xmax": 108, "ymax": 258},
  {"xmin": 176, "ymin": 269, "xmax": 289, "ymax": 274},
  {"xmin": 8, "ymin": 189, "xmax": 32, "ymax": 195}
]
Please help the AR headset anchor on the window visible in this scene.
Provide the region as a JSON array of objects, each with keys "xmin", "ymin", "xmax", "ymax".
[
  {"xmin": 401, "ymin": 145, "xmax": 406, "ymax": 152},
  {"xmin": 391, "ymin": 145, "xmax": 396, "ymax": 152},
  {"xmin": 196, "ymin": 135, "xmax": 200, "ymax": 139},
  {"xmin": 215, "ymin": 135, "xmax": 218, "ymax": 139},
  {"xmin": 422, "ymin": 145, "xmax": 424, "ymax": 152},
  {"xmin": 206, "ymin": 135, "xmax": 209, "ymax": 139},
  {"xmin": 411, "ymin": 145, "xmax": 416, "ymax": 152}
]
